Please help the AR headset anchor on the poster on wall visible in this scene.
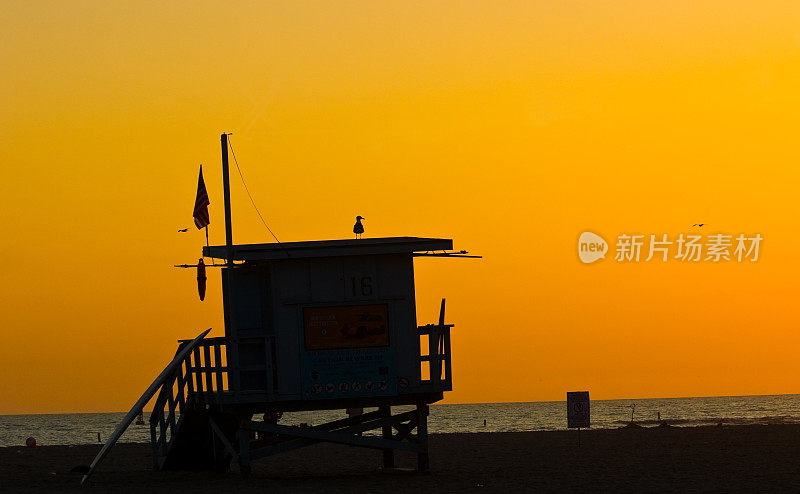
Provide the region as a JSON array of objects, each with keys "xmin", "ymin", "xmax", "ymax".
[{"xmin": 301, "ymin": 304, "xmax": 396, "ymax": 400}]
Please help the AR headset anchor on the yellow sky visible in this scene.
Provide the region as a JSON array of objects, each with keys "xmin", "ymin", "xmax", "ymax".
[{"xmin": 2, "ymin": 1, "xmax": 799, "ymax": 413}]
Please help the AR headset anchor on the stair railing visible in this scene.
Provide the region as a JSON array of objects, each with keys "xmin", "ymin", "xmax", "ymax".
[{"xmin": 149, "ymin": 336, "xmax": 229, "ymax": 469}]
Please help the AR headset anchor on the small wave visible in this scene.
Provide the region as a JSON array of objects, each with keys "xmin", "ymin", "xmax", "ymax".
[
  {"xmin": 611, "ymin": 415, "xmax": 800, "ymax": 428},
  {"xmin": 613, "ymin": 419, "xmax": 691, "ymax": 426}
]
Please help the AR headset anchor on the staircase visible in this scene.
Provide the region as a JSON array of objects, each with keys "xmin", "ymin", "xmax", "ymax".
[{"xmin": 149, "ymin": 337, "xmax": 234, "ymax": 471}]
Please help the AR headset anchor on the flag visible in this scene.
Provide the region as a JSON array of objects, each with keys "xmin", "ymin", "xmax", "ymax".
[{"xmin": 193, "ymin": 165, "xmax": 210, "ymax": 229}]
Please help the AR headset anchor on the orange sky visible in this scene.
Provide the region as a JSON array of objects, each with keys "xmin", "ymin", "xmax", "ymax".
[{"xmin": 2, "ymin": 1, "xmax": 799, "ymax": 414}]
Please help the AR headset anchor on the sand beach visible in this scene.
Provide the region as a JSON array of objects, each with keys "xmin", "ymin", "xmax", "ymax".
[{"xmin": 3, "ymin": 425, "xmax": 800, "ymax": 492}]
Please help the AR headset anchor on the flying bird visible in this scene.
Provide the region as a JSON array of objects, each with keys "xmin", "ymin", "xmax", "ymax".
[
  {"xmin": 353, "ymin": 216, "xmax": 365, "ymax": 239},
  {"xmin": 692, "ymin": 223, "xmax": 705, "ymax": 227},
  {"xmin": 178, "ymin": 228, "xmax": 189, "ymax": 232}
]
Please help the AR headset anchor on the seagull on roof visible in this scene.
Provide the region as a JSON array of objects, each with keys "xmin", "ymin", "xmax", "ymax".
[{"xmin": 353, "ymin": 216, "xmax": 365, "ymax": 239}]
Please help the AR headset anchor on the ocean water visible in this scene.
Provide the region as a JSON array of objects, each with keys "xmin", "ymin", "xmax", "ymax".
[{"xmin": 2, "ymin": 394, "xmax": 800, "ymax": 448}]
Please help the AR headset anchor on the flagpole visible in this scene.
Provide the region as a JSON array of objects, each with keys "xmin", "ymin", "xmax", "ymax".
[
  {"xmin": 205, "ymin": 225, "xmax": 214, "ymax": 265},
  {"xmin": 221, "ymin": 133, "xmax": 234, "ymax": 268}
]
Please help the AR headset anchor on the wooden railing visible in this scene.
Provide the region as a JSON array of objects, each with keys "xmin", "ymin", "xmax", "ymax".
[
  {"xmin": 418, "ymin": 322, "xmax": 453, "ymax": 391},
  {"xmin": 417, "ymin": 298, "xmax": 453, "ymax": 392},
  {"xmin": 149, "ymin": 337, "xmax": 229, "ymax": 469}
]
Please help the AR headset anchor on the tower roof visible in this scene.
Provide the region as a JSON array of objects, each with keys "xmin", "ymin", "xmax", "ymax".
[{"xmin": 202, "ymin": 236, "xmax": 453, "ymax": 261}]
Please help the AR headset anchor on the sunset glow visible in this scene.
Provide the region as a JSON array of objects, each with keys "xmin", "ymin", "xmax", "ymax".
[{"xmin": 2, "ymin": 1, "xmax": 799, "ymax": 413}]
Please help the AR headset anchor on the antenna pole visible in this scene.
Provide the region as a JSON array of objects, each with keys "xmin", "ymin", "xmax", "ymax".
[{"xmin": 221, "ymin": 133, "xmax": 234, "ymax": 267}]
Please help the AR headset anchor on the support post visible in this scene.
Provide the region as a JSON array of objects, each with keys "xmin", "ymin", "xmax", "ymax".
[
  {"xmin": 380, "ymin": 406, "xmax": 394, "ymax": 469},
  {"xmin": 417, "ymin": 404, "xmax": 429, "ymax": 472},
  {"xmin": 238, "ymin": 418, "xmax": 251, "ymax": 475},
  {"xmin": 221, "ymin": 133, "xmax": 233, "ymax": 268},
  {"xmin": 150, "ymin": 422, "xmax": 159, "ymax": 470}
]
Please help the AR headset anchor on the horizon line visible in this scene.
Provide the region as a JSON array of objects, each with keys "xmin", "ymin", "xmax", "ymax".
[{"xmin": 3, "ymin": 391, "xmax": 800, "ymax": 416}]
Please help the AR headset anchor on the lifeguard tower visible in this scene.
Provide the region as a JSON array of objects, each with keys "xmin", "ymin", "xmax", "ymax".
[{"xmin": 138, "ymin": 134, "xmax": 477, "ymax": 475}]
